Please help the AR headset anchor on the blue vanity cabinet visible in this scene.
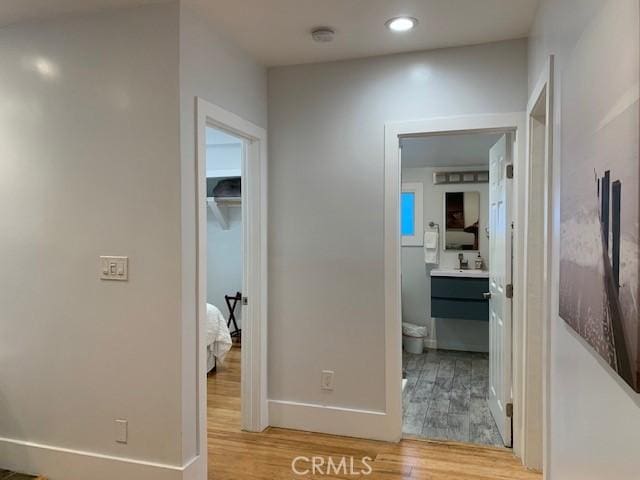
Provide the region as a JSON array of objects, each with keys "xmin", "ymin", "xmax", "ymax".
[{"xmin": 430, "ymin": 276, "xmax": 489, "ymax": 321}]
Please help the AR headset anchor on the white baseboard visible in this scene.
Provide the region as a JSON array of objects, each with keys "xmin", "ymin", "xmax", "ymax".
[
  {"xmin": 0, "ymin": 437, "xmax": 199, "ymax": 480},
  {"xmin": 268, "ymin": 400, "xmax": 397, "ymax": 442}
]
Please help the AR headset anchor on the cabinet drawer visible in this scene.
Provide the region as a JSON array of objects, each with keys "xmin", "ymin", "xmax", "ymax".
[
  {"xmin": 431, "ymin": 276, "xmax": 489, "ymax": 301},
  {"xmin": 431, "ymin": 298, "xmax": 489, "ymax": 321}
]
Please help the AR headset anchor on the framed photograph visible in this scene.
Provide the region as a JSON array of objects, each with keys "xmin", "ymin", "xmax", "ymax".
[{"xmin": 559, "ymin": 1, "xmax": 639, "ymax": 391}]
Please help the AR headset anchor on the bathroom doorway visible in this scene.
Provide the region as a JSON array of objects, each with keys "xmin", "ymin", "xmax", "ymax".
[
  {"xmin": 399, "ymin": 131, "xmax": 511, "ymax": 447},
  {"xmin": 382, "ymin": 111, "xmax": 530, "ymax": 453}
]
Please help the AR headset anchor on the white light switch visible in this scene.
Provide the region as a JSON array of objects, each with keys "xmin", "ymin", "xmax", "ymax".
[
  {"xmin": 100, "ymin": 256, "xmax": 128, "ymax": 281},
  {"xmin": 115, "ymin": 419, "xmax": 128, "ymax": 444}
]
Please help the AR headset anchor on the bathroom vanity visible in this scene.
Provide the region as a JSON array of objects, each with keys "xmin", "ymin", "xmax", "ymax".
[{"xmin": 430, "ymin": 269, "xmax": 489, "ymax": 321}]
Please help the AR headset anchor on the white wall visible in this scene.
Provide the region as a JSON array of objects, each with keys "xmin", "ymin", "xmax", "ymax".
[
  {"xmin": 529, "ymin": 1, "xmax": 640, "ymax": 479},
  {"xmin": 0, "ymin": 2, "xmax": 184, "ymax": 477},
  {"xmin": 401, "ymin": 166, "xmax": 489, "ymax": 352},
  {"xmin": 207, "ymin": 207, "xmax": 242, "ymax": 325},
  {"xmin": 206, "ymin": 145, "xmax": 242, "ymax": 177},
  {"xmin": 267, "ymin": 39, "xmax": 527, "ymax": 417},
  {"xmin": 178, "ymin": 0, "xmax": 268, "ymax": 464},
  {"xmin": 0, "ymin": 0, "xmax": 269, "ymax": 477},
  {"xmin": 206, "ymin": 135, "xmax": 243, "ymax": 322},
  {"xmin": 206, "ymin": 134, "xmax": 243, "ymax": 324}
]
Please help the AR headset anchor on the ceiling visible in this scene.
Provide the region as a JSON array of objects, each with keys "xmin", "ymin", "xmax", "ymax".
[
  {"xmin": 400, "ymin": 133, "xmax": 502, "ymax": 168},
  {"xmin": 2, "ymin": 1, "xmax": 540, "ymax": 66},
  {"xmin": 0, "ymin": 0, "xmax": 168, "ymax": 27},
  {"xmin": 191, "ymin": 0, "xmax": 540, "ymax": 66}
]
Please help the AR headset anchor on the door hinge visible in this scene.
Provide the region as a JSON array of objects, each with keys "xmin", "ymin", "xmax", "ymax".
[
  {"xmin": 242, "ymin": 296, "xmax": 248, "ymax": 306},
  {"xmin": 506, "ymin": 284, "xmax": 514, "ymax": 299},
  {"xmin": 506, "ymin": 402, "xmax": 513, "ymax": 418},
  {"xmin": 506, "ymin": 164, "xmax": 514, "ymax": 179}
]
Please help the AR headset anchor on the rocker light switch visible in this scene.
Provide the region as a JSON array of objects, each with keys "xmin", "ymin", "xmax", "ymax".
[{"xmin": 100, "ymin": 256, "xmax": 128, "ymax": 281}]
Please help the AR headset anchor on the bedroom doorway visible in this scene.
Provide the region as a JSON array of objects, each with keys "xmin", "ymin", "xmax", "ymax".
[
  {"xmin": 195, "ymin": 99, "xmax": 268, "ymax": 478},
  {"xmin": 205, "ymin": 124, "xmax": 244, "ymax": 427}
]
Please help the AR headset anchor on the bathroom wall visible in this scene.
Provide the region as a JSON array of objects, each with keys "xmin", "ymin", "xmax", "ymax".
[{"xmin": 401, "ymin": 166, "xmax": 490, "ymax": 352}]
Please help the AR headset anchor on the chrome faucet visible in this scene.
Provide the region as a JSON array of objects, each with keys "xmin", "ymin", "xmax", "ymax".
[{"xmin": 458, "ymin": 253, "xmax": 469, "ymax": 270}]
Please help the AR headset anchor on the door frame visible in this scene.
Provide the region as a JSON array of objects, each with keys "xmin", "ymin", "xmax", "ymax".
[
  {"xmin": 520, "ymin": 56, "xmax": 554, "ymax": 473},
  {"xmin": 384, "ymin": 113, "xmax": 526, "ymax": 446},
  {"xmin": 195, "ymin": 98, "xmax": 268, "ymax": 470}
]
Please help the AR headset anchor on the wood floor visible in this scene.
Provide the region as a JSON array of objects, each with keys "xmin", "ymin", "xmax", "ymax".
[{"xmin": 207, "ymin": 347, "xmax": 540, "ymax": 479}]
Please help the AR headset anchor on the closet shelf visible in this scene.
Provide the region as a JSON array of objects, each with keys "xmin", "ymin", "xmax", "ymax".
[{"xmin": 207, "ymin": 197, "xmax": 241, "ymax": 230}]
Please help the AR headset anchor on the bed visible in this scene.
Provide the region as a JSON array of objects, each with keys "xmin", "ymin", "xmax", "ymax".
[{"xmin": 206, "ymin": 303, "xmax": 232, "ymax": 373}]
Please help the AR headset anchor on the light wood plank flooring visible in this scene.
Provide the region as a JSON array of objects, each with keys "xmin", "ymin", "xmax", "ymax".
[{"xmin": 207, "ymin": 347, "xmax": 540, "ymax": 479}]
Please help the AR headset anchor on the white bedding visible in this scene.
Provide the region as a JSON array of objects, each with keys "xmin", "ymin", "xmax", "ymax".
[{"xmin": 206, "ymin": 303, "xmax": 232, "ymax": 370}]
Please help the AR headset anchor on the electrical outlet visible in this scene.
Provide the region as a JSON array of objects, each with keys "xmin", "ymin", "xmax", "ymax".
[
  {"xmin": 115, "ymin": 419, "xmax": 128, "ymax": 444},
  {"xmin": 321, "ymin": 370, "xmax": 334, "ymax": 391}
]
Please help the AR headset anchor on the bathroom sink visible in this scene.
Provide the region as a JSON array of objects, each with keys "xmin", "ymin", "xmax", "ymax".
[{"xmin": 430, "ymin": 268, "xmax": 489, "ymax": 278}]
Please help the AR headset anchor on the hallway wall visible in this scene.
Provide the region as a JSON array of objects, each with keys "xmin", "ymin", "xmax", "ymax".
[
  {"xmin": 529, "ymin": 1, "xmax": 640, "ymax": 479},
  {"xmin": 0, "ymin": 2, "xmax": 183, "ymax": 474},
  {"xmin": 267, "ymin": 39, "xmax": 527, "ymax": 426},
  {"xmin": 178, "ymin": 0, "xmax": 268, "ymax": 463}
]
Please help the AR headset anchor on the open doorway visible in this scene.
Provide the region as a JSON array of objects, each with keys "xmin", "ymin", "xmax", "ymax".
[
  {"xmin": 399, "ymin": 131, "xmax": 513, "ymax": 447},
  {"xmin": 195, "ymin": 99, "xmax": 268, "ymax": 478},
  {"xmin": 205, "ymin": 125, "xmax": 244, "ymax": 429}
]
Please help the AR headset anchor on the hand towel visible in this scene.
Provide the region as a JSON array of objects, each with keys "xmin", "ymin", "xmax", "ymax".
[{"xmin": 424, "ymin": 230, "xmax": 439, "ymax": 265}]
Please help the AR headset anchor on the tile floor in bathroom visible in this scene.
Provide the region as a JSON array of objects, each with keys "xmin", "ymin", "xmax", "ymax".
[{"xmin": 402, "ymin": 348, "xmax": 504, "ymax": 447}]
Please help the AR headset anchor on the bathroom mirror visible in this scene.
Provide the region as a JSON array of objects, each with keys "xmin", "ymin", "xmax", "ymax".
[{"xmin": 443, "ymin": 191, "xmax": 480, "ymax": 250}]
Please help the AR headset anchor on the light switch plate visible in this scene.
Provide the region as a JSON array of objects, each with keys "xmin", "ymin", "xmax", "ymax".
[{"xmin": 100, "ymin": 256, "xmax": 128, "ymax": 281}]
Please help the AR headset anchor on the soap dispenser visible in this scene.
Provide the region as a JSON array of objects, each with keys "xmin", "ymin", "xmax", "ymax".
[{"xmin": 474, "ymin": 252, "xmax": 484, "ymax": 270}]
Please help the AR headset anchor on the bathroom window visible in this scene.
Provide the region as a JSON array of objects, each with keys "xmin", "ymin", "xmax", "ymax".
[{"xmin": 401, "ymin": 182, "xmax": 423, "ymax": 246}]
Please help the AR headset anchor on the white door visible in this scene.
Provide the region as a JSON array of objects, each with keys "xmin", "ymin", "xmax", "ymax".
[{"xmin": 488, "ymin": 134, "xmax": 513, "ymax": 447}]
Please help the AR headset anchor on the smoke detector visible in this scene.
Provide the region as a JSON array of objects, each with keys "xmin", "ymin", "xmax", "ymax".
[{"xmin": 311, "ymin": 27, "xmax": 335, "ymax": 43}]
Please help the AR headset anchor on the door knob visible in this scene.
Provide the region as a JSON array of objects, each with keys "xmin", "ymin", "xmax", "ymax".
[{"xmin": 483, "ymin": 292, "xmax": 492, "ymax": 299}]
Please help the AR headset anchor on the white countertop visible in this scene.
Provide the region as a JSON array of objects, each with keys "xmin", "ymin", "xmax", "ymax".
[{"xmin": 430, "ymin": 269, "xmax": 489, "ymax": 278}]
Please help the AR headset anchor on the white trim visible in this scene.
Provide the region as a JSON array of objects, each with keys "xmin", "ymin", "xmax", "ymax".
[
  {"xmin": 0, "ymin": 436, "xmax": 195, "ymax": 480},
  {"xmin": 385, "ymin": 113, "xmax": 526, "ymax": 450},
  {"xmin": 521, "ymin": 56, "xmax": 554, "ymax": 474},
  {"xmin": 195, "ymin": 98, "xmax": 268, "ymax": 478},
  {"xmin": 401, "ymin": 182, "xmax": 424, "ymax": 246},
  {"xmin": 268, "ymin": 400, "xmax": 392, "ymax": 441}
]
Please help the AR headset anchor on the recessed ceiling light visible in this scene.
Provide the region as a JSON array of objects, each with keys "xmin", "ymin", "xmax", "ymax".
[{"xmin": 385, "ymin": 16, "xmax": 418, "ymax": 32}]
